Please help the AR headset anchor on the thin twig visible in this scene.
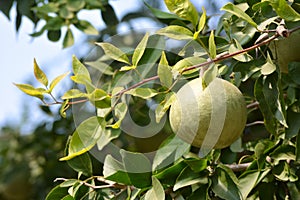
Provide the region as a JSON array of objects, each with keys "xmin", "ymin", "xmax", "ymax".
[
  {"xmin": 246, "ymin": 121, "xmax": 265, "ymax": 127},
  {"xmin": 225, "ymin": 163, "xmax": 251, "ymax": 172},
  {"xmin": 247, "ymin": 101, "xmax": 259, "ymax": 109}
]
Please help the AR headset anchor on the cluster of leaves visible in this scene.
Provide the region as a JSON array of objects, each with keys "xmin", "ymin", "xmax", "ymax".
[
  {"xmin": 0, "ymin": 0, "xmax": 116, "ymax": 48},
  {"xmin": 15, "ymin": 0, "xmax": 300, "ymax": 199}
]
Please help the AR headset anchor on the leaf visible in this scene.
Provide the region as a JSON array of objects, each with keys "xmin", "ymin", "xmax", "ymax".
[
  {"xmin": 184, "ymin": 158, "xmax": 207, "ymax": 173},
  {"xmin": 238, "ymin": 170, "xmax": 260, "ymax": 199},
  {"xmin": 229, "ymin": 39, "xmax": 253, "ymax": 62},
  {"xmin": 209, "ymin": 31, "xmax": 216, "ymax": 59},
  {"xmin": 286, "ymin": 108, "xmax": 300, "ymax": 139},
  {"xmin": 155, "ymin": 92, "xmax": 175, "ymax": 123},
  {"xmin": 261, "ymin": 62, "xmax": 276, "ymax": 75},
  {"xmin": 101, "ymin": 3, "xmax": 118, "ymax": 26},
  {"xmin": 47, "ymin": 30, "xmax": 61, "ymax": 42},
  {"xmin": 103, "ymin": 155, "xmax": 131, "ymax": 185},
  {"xmin": 107, "ymin": 102, "xmax": 128, "ymax": 129},
  {"xmin": 268, "ymin": 0, "xmax": 300, "ymax": 21},
  {"xmin": 154, "ymin": 160, "xmax": 187, "ymax": 185},
  {"xmin": 60, "ymin": 117, "xmax": 105, "ymax": 161},
  {"xmin": 97, "ymin": 128, "xmax": 120, "ymax": 150},
  {"xmin": 45, "ymin": 184, "xmax": 69, "ymax": 200},
  {"xmin": 63, "ymin": 28, "xmax": 74, "ymax": 48},
  {"xmin": 153, "ymin": 135, "xmax": 190, "ymax": 171},
  {"xmin": 49, "ymin": 72, "xmax": 70, "ymax": 92},
  {"xmin": 197, "ymin": 7, "xmax": 207, "ymax": 32},
  {"xmin": 174, "ymin": 166, "xmax": 208, "ymax": 191},
  {"xmin": 164, "ymin": 0, "xmax": 199, "ymax": 27},
  {"xmin": 254, "ymin": 73, "xmax": 288, "ymax": 134},
  {"xmin": 221, "ymin": 2, "xmax": 258, "ymax": 28},
  {"xmin": 288, "ymin": 62, "xmax": 300, "ymax": 85},
  {"xmin": 33, "ymin": 58, "xmax": 48, "ymax": 86},
  {"xmin": 173, "ymin": 57, "xmax": 206, "ymax": 74},
  {"xmin": 85, "ymin": 60, "xmax": 114, "ymax": 75},
  {"xmin": 145, "ymin": 2, "xmax": 184, "ymax": 22},
  {"xmin": 125, "ymin": 88, "xmax": 158, "ymax": 99},
  {"xmin": 103, "ymin": 151, "xmax": 152, "ymax": 188},
  {"xmin": 14, "ymin": 83, "xmax": 45, "ymax": 100},
  {"xmin": 74, "ymin": 20, "xmax": 98, "ymax": 35},
  {"xmin": 67, "ymin": 153, "xmax": 93, "ymax": 176},
  {"xmin": 188, "ymin": 184, "xmax": 210, "ymax": 200},
  {"xmin": 202, "ymin": 64, "xmax": 218, "ymax": 87},
  {"xmin": 60, "ymin": 100, "xmax": 69, "ymax": 118},
  {"xmin": 61, "ymin": 89, "xmax": 86, "ymax": 100},
  {"xmin": 72, "ymin": 56, "xmax": 94, "ymax": 92},
  {"xmin": 132, "ymin": 32, "xmax": 149, "ymax": 67},
  {"xmin": 158, "ymin": 51, "xmax": 172, "ymax": 88},
  {"xmin": 144, "ymin": 177, "xmax": 165, "ymax": 200},
  {"xmin": 211, "ymin": 167, "xmax": 241, "ymax": 200},
  {"xmin": 96, "ymin": 42, "xmax": 130, "ymax": 64},
  {"xmin": 156, "ymin": 25, "xmax": 194, "ymax": 40}
]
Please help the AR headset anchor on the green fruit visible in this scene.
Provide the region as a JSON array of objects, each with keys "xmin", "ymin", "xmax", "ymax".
[
  {"xmin": 169, "ymin": 78, "xmax": 247, "ymax": 149},
  {"xmin": 269, "ymin": 31, "xmax": 300, "ymax": 73}
]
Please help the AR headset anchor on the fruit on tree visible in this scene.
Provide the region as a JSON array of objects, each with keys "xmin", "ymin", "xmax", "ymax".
[
  {"xmin": 169, "ymin": 77, "xmax": 247, "ymax": 149},
  {"xmin": 269, "ymin": 31, "xmax": 300, "ymax": 73}
]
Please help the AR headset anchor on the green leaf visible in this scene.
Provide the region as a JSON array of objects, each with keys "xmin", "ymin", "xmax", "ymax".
[
  {"xmin": 85, "ymin": 60, "xmax": 114, "ymax": 75},
  {"xmin": 132, "ymin": 32, "xmax": 149, "ymax": 67},
  {"xmin": 221, "ymin": 2, "xmax": 258, "ymax": 28},
  {"xmin": 97, "ymin": 128, "xmax": 120, "ymax": 150},
  {"xmin": 59, "ymin": 5, "xmax": 74, "ymax": 19},
  {"xmin": 61, "ymin": 195, "xmax": 74, "ymax": 200},
  {"xmin": 60, "ymin": 117, "xmax": 105, "ymax": 161},
  {"xmin": 60, "ymin": 100, "xmax": 69, "ymax": 118},
  {"xmin": 101, "ymin": 3, "xmax": 119, "ymax": 26},
  {"xmin": 211, "ymin": 167, "xmax": 241, "ymax": 200},
  {"xmin": 153, "ymin": 135, "xmax": 190, "ymax": 171},
  {"xmin": 198, "ymin": 7, "xmax": 207, "ymax": 32},
  {"xmin": 72, "ymin": 56, "xmax": 91, "ymax": 79},
  {"xmin": 158, "ymin": 51, "xmax": 172, "ymax": 88},
  {"xmin": 87, "ymin": 88, "xmax": 111, "ymax": 108},
  {"xmin": 63, "ymin": 28, "xmax": 74, "ymax": 48},
  {"xmin": 188, "ymin": 184, "xmax": 210, "ymax": 200},
  {"xmin": 209, "ymin": 31, "xmax": 216, "ymax": 59},
  {"xmin": 103, "ymin": 151, "xmax": 152, "ymax": 188},
  {"xmin": 74, "ymin": 20, "xmax": 98, "ymax": 35},
  {"xmin": 66, "ymin": 0, "xmax": 85, "ymax": 12},
  {"xmin": 14, "ymin": 83, "xmax": 45, "ymax": 100},
  {"xmin": 107, "ymin": 102, "xmax": 128, "ymax": 129},
  {"xmin": 45, "ymin": 185, "xmax": 69, "ymax": 200},
  {"xmin": 270, "ymin": 144, "xmax": 296, "ymax": 163},
  {"xmin": 173, "ymin": 57, "xmax": 206, "ymax": 74},
  {"xmin": 156, "ymin": 25, "xmax": 194, "ymax": 40},
  {"xmin": 229, "ymin": 39, "xmax": 253, "ymax": 62},
  {"xmin": 254, "ymin": 73, "xmax": 288, "ymax": 134},
  {"xmin": 49, "ymin": 72, "xmax": 70, "ymax": 92},
  {"xmin": 174, "ymin": 166, "xmax": 208, "ymax": 191},
  {"xmin": 268, "ymin": 0, "xmax": 300, "ymax": 21},
  {"xmin": 273, "ymin": 161, "xmax": 298, "ymax": 182},
  {"xmin": 145, "ymin": 2, "xmax": 184, "ymax": 22},
  {"xmin": 47, "ymin": 30, "xmax": 61, "ymax": 42},
  {"xmin": 154, "ymin": 160, "xmax": 187, "ymax": 185},
  {"xmin": 96, "ymin": 42, "xmax": 130, "ymax": 64},
  {"xmin": 260, "ymin": 53, "xmax": 276, "ymax": 76},
  {"xmin": 164, "ymin": 0, "xmax": 199, "ymax": 27},
  {"xmin": 33, "ymin": 58, "xmax": 48, "ymax": 86},
  {"xmin": 155, "ymin": 92, "xmax": 175, "ymax": 123},
  {"xmin": 286, "ymin": 108, "xmax": 300, "ymax": 139},
  {"xmin": 144, "ymin": 177, "xmax": 165, "ymax": 200},
  {"xmin": 67, "ymin": 153, "xmax": 93, "ymax": 176},
  {"xmin": 238, "ymin": 170, "xmax": 260, "ymax": 199},
  {"xmin": 125, "ymin": 88, "xmax": 158, "ymax": 99},
  {"xmin": 61, "ymin": 89, "xmax": 86, "ymax": 100},
  {"xmin": 288, "ymin": 62, "xmax": 300, "ymax": 85},
  {"xmin": 184, "ymin": 158, "xmax": 207, "ymax": 173},
  {"xmin": 202, "ymin": 64, "xmax": 218, "ymax": 87},
  {"xmin": 103, "ymin": 155, "xmax": 131, "ymax": 185}
]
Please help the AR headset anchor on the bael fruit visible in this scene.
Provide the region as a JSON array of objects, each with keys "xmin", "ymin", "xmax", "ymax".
[{"xmin": 169, "ymin": 77, "xmax": 247, "ymax": 149}]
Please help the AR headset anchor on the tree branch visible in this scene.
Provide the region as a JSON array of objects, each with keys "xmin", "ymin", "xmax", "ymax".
[{"xmin": 225, "ymin": 162, "xmax": 251, "ymax": 172}]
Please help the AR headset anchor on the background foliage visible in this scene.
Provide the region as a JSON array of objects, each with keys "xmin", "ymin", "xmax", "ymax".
[{"xmin": 2, "ymin": 0, "xmax": 300, "ymax": 199}]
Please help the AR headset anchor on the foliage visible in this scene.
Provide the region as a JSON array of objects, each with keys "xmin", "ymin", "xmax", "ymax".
[{"xmin": 13, "ymin": 0, "xmax": 300, "ymax": 199}]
